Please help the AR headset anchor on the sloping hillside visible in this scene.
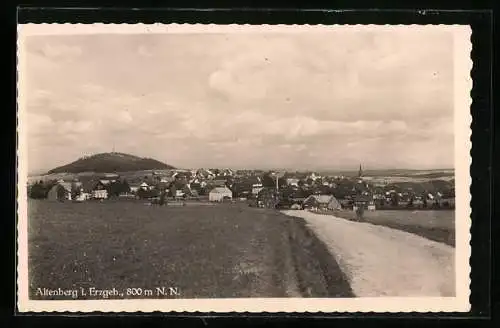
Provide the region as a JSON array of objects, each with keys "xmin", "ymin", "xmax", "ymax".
[{"xmin": 47, "ymin": 152, "xmax": 176, "ymax": 174}]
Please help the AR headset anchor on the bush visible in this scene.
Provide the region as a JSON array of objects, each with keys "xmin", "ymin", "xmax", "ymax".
[{"xmin": 28, "ymin": 182, "xmax": 48, "ymax": 199}]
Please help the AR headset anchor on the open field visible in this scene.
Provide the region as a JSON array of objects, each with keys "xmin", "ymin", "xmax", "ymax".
[
  {"xmin": 322, "ymin": 209, "xmax": 455, "ymax": 247},
  {"xmin": 28, "ymin": 199, "xmax": 353, "ymax": 299}
]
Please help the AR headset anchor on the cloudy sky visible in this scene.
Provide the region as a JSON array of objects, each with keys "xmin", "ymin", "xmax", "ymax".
[{"xmin": 22, "ymin": 27, "xmax": 455, "ymax": 173}]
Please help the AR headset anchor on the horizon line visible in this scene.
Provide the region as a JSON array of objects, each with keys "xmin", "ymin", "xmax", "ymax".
[{"xmin": 28, "ymin": 166, "xmax": 455, "ymax": 177}]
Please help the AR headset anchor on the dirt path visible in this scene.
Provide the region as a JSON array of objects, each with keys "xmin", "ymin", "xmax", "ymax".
[{"xmin": 282, "ymin": 210, "xmax": 455, "ymax": 297}]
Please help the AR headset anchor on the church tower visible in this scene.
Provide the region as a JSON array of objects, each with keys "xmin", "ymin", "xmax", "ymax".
[{"xmin": 358, "ymin": 164, "xmax": 363, "ymax": 178}]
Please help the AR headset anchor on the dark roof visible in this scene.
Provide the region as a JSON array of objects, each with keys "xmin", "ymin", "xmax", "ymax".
[
  {"xmin": 210, "ymin": 187, "xmax": 232, "ymax": 194},
  {"xmin": 354, "ymin": 195, "xmax": 372, "ymax": 202},
  {"xmin": 304, "ymin": 195, "xmax": 337, "ymax": 204},
  {"xmin": 156, "ymin": 181, "xmax": 170, "ymax": 189}
]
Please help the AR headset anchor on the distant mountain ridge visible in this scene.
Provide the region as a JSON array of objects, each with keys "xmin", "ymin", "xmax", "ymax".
[{"xmin": 47, "ymin": 152, "xmax": 176, "ymax": 174}]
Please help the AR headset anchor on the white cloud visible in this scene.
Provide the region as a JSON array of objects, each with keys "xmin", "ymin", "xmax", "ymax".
[
  {"xmin": 117, "ymin": 110, "xmax": 133, "ymax": 123},
  {"xmin": 23, "ymin": 30, "xmax": 456, "ymax": 172},
  {"xmin": 57, "ymin": 120, "xmax": 94, "ymax": 134},
  {"xmin": 27, "ymin": 113, "xmax": 53, "ymax": 136}
]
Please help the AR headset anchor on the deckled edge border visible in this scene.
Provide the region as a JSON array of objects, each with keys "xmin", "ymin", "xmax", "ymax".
[{"xmin": 16, "ymin": 23, "xmax": 473, "ymax": 314}]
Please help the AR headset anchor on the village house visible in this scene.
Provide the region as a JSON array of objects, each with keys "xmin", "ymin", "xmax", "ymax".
[
  {"xmin": 47, "ymin": 180, "xmax": 72, "ymax": 201},
  {"xmin": 129, "ymin": 181, "xmax": 151, "ymax": 193},
  {"xmin": 77, "ymin": 180, "xmax": 109, "ymax": 200},
  {"xmin": 437, "ymin": 189, "xmax": 455, "ymax": 208},
  {"xmin": 352, "ymin": 195, "xmax": 375, "ymax": 212},
  {"xmin": 196, "ymin": 168, "xmax": 215, "ymax": 180},
  {"xmin": 155, "ymin": 180, "xmax": 170, "ymax": 192},
  {"xmin": 208, "ymin": 186, "xmax": 233, "ymax": 202},
  {"xmin": 339, "ymin": 198, "xmax": 352, "ymax": 209},
  {"xmin": 75, "ymin": 191, "xmax": 91, "ymax": 201},
  {"xmin": 252, "ymin": 183, "xmax": 264, "ymax": 196},
  {"xmin": 92, "ymin": 181, "xmax": 109, "ymax": 200},
  {"xmin": 66, "ymin": 179, "xmax": 90, "ymax": 202},
  {"xmin": 129, "ymin": 183, "xmax": 141, "ymax": 193},
  {"xmin": 412, "ymin": 196, "xmax": 425, "ymax": 208},
  {"xmin": 212, "ymin": 178, "xmax": 228, "ymax": 187},
  {"xmin": 303, "ymin": 195, "xmax": 341, "ymax": 211},
  {"xmin": 219, "ymin": 168, "xmax": 234, "ymax": 177},
  {"xmin": 99, "ymin": 179, "xmax": 112, "ymax": 187},
  {"xmin": 140, "ymin": 182, "xmax": 152, "ymax": 190},
  {"xmin": 308, "ymin": 172, "xmax": 321, "ymax": 182},
  {"xmin": 160, "ymin": 177, "xmax": 172, "ymax": 183},
  {"xmin": 175, "ymin": 189, "xmax": 185, "ymax": 199}
]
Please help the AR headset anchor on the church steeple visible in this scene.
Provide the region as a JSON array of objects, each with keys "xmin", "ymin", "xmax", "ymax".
[{"xmin": 358, "ymin": 164, "xmax": 363, "ymax": 178}]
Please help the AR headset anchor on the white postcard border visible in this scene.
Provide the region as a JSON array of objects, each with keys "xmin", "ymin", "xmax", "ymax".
[{"xmin": 17, "ymin": 23, "xmax": 472, "ymax": 313}]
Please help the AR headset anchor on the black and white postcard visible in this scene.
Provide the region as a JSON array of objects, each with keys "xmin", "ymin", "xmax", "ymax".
[{"xmin": 17, "ymin": 24, "xmax": 472, "ymax": 312}]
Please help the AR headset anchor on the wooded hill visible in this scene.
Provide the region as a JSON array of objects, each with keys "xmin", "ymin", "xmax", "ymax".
[{"xmin": 47, "ymin": 152, "xmax": 176, "ymax": 174}]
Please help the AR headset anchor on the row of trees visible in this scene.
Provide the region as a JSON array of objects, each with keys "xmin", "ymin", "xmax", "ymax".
[
  {"xmin": 28, "ymin": 180, "xmax": 57, "ymax": 199},
  {"xmin": 104, "ymin": 180, "xmax": 131, "ymax": 197},
  {"xmin": 28, "ymin": 179, "xmax": 133, "ymax": 200}
]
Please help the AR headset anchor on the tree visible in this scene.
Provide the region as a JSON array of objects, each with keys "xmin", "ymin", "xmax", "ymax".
[
  {"xmin": 159, "ymin": 190, "xmax": 167, "ymax": 206},
  {"xmin": 278, "ymin": 177, "xmax": 287, "ymax": 189},
  {"xmin": 408, "ymin": 195, "xmax": 414, "ymax": 208},
  {"xmin": 56, "ymin": 185, "xmax": 67, "ymax": 201},
  {"xmin": 137, "ymin": 188, "xmax": 147, "ymax": 199},
  {"xmin": 355, "ymin": 205, "xmax": 365, "ymax": 221},
  {"xmin": 106, "ymin": 182, "xmax": 120, "ymax": 197},
  {"xmin": 261, "ymin": 173, "xmax": 275, "ymax": 188},
  {"xmin": 121, "ymin": 179, "xmax": 131, "ymax": 193},
  {"xmin": 137, "ymin": 188, "xmax": 157, "ymax": 199},
  {"xmin": 71, "ymin": 182, "xmax": 81, "ymax": 200},
  {"xmin": 168, "ymin": 183, "xmax": 177, "ymax": 198},
  {"xmin": 28, "ymin": 181, "xmax": 48, "ymax": 199},
  {"xmin": 390, "ymin": 193, "xmax": 400, "ymax": 207}
]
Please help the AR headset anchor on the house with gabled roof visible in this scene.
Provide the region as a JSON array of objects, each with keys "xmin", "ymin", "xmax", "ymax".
[
  {"xmin": 303, "ymin": 195, "xmax": 341, "ymax": 211},
  {"xmin": 353, "ymin": 194, "xmax": 376, "ymax": 211},
  {"xmin": 209, "ymin": 186, "xmax": 233, "ymax": 202},
  {"xmin": 80, "ymin": 179, "xmax": 108, "ymax": 199},
  {"xmin": 47, "ymin": 181, "xmax": 73, "ymax": 201}
]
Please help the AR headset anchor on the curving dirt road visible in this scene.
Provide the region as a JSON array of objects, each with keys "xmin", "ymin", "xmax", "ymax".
[{"xmin": 282, "ymin": 210, "xmax": 455, "ymax": 297}]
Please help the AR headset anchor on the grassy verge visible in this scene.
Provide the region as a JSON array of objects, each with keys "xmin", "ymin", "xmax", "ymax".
[
  {"xmin": 312, "ymin": 209, "xmax": 455, "ymax": 247},
  {"xmin": 285, "ymin": 216, "xmax": 354, "ymax": 297}
]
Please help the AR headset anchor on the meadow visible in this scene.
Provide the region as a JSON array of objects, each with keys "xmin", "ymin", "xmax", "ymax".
[
  {"xmin": 27, "ymin": 199, "xmax": 353, "ymax": 300},
  {"xmin": 327, "ymin": 209, "xmax": 455, "ymax": 246}
]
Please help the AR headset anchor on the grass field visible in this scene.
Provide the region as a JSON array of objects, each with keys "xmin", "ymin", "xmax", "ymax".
[
  {"xmin": 325, "ymin": 209, "xmax": 455, "ymax": 247},
  {"xmin": 28, "ymin": 199, "xmax": 353, "ymax": 300}
]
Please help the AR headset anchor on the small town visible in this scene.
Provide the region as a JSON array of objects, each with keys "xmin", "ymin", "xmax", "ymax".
[{"xmin": 27, "ymin": 159, "xmax": 455, "ymax": 213}]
